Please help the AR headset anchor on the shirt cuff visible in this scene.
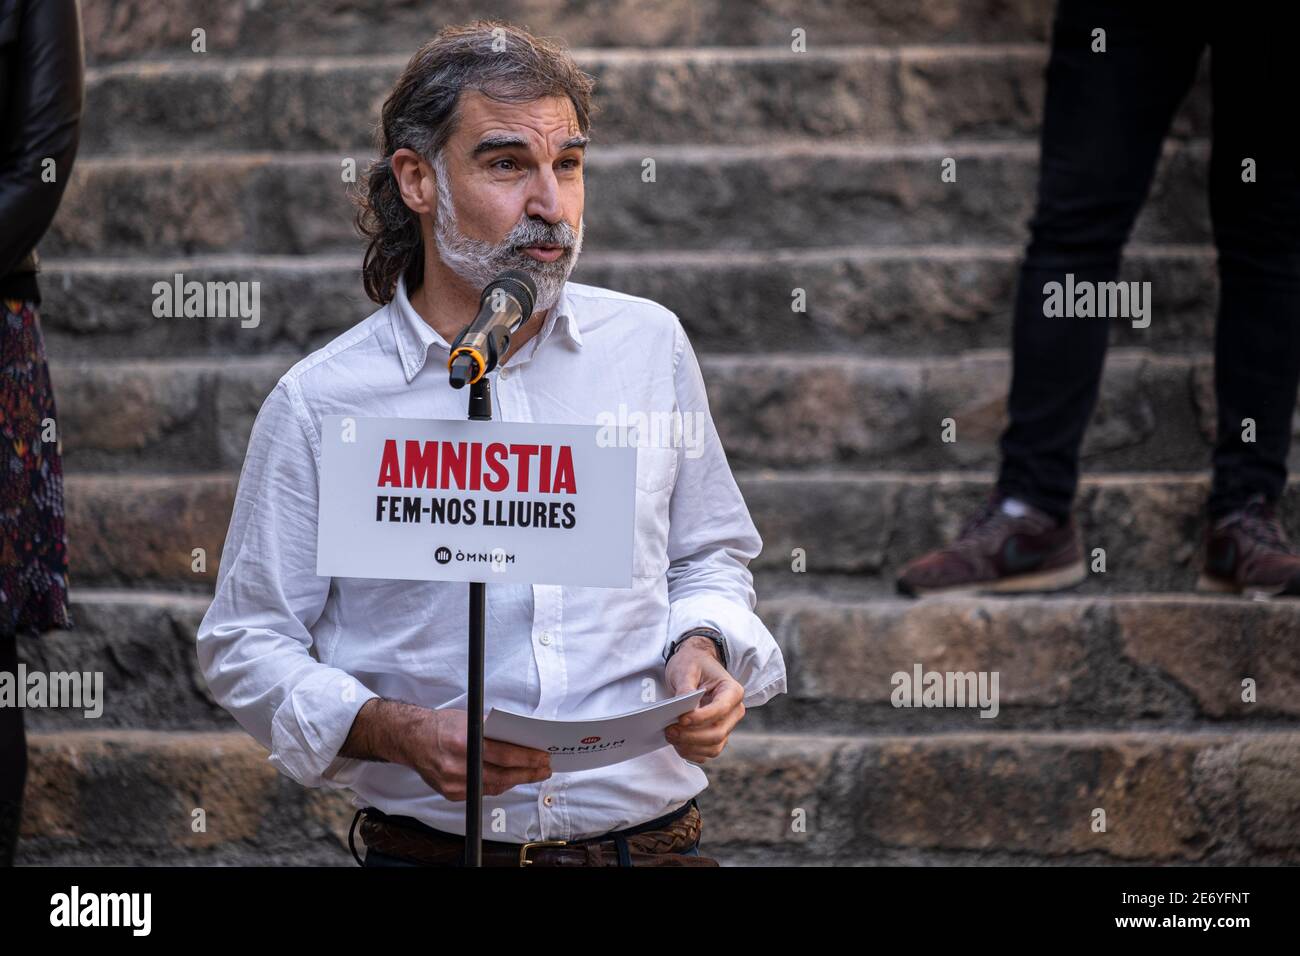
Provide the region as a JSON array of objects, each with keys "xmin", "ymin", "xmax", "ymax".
[
  {"xmin": 268, "ymin": 668, "xmax": 381, "ymax": 789},
  {"xmin": 667, "ymin": 596, "xmax": 787, "ymax": 707}
]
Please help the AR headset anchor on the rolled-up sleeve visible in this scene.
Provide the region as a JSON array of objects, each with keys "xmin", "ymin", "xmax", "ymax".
[
  {"xmin": 196, "ymin": 379, "xmax": 378, "ymax": 789},
  {"xmin": 663, "ymin": 320, "xmax": 787, "ymax": 707}
]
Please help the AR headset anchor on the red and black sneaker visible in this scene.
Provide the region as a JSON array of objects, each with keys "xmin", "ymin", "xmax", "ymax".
[
  {"xmin": 1198, "ymin": 494, "xmax": 1300, "ymax": 598},
  {"xmin": 896, "ymin": 492, "xmax": 1086, "ymax": 597}
]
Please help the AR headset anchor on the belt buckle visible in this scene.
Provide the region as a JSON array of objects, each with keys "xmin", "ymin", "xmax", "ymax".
[{"xmin": 519, "ymin": 839, "xmax": 568, "ymax": 866}]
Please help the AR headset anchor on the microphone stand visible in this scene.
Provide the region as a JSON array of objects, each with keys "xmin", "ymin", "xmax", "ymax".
[
  {"xmin": 464, "ymin": 373, "xmax": 492, "ymax": 867},
  {"xmin": 448, "ymin": 271, "xmax": 534, "ymax": 867}
]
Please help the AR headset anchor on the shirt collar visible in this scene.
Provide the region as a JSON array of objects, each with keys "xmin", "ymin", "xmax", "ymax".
[{"xmin": 390, "ymin": 273, "xmax": 583, "ymax": 384}]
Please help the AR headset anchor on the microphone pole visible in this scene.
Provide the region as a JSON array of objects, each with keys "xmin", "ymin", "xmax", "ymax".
[
  {"xmin": 446, "ymin": 270, "xmax": 536, "ymax": 867},
  {"xmin": 464, "ymin": 376, "xmax": 490, "ymax": 867}
]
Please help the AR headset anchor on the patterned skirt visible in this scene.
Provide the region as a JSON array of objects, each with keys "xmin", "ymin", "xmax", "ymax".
[{"xmin": 0, "ymin": 298, "xmax": 73, "ymax": 636}]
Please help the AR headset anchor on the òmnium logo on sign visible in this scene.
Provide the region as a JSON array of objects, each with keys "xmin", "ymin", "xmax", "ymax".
[
  {"xmin": 581, "ymin": 736, "xmax": 601, "ymax": 744},
  {"xmin": 433, "ymin": 547, "xmax": 517, "ymax": 566}
]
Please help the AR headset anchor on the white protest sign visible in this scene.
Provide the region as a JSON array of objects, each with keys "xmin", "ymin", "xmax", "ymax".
[{"xmin": 317, "ymin": 416, "xmax": 636, "ymax": 587}]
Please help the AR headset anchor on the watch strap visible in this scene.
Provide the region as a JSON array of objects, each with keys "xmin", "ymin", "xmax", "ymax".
[{"xmin": 665, "ymin": 626, "xmax": 728, "ymax": 671}]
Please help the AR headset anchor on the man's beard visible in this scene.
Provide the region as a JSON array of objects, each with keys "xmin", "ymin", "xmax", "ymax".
[{"xmin": 432, "ymin": 155, "xmax": 583, "ymax": 314}]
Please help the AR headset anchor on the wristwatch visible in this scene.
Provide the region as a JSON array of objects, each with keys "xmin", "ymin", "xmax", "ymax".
[{"xmin": 664, "ymin": 626, "xmax": 728, "ymax": 671}]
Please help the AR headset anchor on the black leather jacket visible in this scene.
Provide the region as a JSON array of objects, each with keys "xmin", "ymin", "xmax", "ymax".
[{"xmin": 0, "ymin": 0, "xmax": 83, "ymax": 302}]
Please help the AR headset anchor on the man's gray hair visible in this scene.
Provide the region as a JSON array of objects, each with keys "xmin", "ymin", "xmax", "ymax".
[{"xmin": 356, "ymin": 20, "xmax": 596, "ymax": 305}]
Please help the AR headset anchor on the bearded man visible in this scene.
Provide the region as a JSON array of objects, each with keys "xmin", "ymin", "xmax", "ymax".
[{"xmin": 195, "ymin": 20, "xmax": 786, "ymax": 867}]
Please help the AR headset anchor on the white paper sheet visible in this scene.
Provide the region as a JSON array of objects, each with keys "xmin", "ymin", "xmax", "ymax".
[{"xmin": 484, "ymin": 688, "xmax": 708, "ymax": 772}]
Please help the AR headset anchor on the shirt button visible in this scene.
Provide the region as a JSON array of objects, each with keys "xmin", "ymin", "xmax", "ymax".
[
  {"xmin": 538, "ymin": 631, "xmax": 552, "ymax": 646},
  {"xmin": 543, "ymin": 795, "xmax": 554, "ymax": 807}
]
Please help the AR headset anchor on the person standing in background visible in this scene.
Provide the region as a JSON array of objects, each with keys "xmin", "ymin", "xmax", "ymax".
[
  {"xmin": 0, "ymin": 0, "xmax": 84, "ymax": 866},
  {"xmin": 897, "ymin": 0, "xmax": 1300, "ymax": 599}
]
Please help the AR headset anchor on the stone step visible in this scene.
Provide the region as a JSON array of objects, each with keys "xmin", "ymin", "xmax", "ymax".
[
  {"xmin": 78, "ymin": 47, "xmax": 1210, "ymax": 154},
  {"xmin": 44, "ymin": 142, "xmax": 1210, "ymax": 258},
  {"xmin": 45, "ymin": 350, "xmax": 1295, "ymax": 475},
  {"xmin": 706, "ymin": 730, "xmax": 1300, "ymax": 864},
  {"xmin": 81, "ymin": 0, "xmax": 1052, "ymax": 65},
  {"xmin": 17, "ymin": 590, "xmax": 217, "ymax": 731},
  {"xmin": 18, "ymin": 589, "xmax": 1298, "ymax": 733},
  {"xmin": 19, "ymin": 728, "xmax": 1300, "ymax": 864},
  {"xmin": 20, "ymin": 729, "xmax": 356, "ymax": 866},
  {"xmin": 35, "ymin": 246, "xmax": 1218, "ymax": 360},
  {"xmin": 752, "ymin": 591, "xmax": 1300, "ymax": 733},
  {"xmin": 742, "ymin": 471, "xmax": 1273, "ymax": 591},
  {"xmin": 56, "ymin": 471, "xmax": 1300, "ymax": 592}
]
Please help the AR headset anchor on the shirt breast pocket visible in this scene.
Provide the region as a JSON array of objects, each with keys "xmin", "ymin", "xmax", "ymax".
[{"xmin": 632, "ymin": 445, "xmax": 678, "ymax": 578}]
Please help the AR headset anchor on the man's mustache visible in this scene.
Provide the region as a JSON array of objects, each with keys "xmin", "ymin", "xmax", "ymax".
[{"xmin": 507, "ymin": 221, "xmax": 578, "ymax": 250}]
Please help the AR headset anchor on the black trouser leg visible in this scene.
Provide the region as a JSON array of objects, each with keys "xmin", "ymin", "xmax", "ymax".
[
  {"xmin": 1205, "ymin": 5, "xmax": 1300, "ymax": 518},
  {"xmin": 997, "ymin": 0, "xmax": 1205, "ymax": 521},
  {"xmin": 0, "ymin": 631, "xmax": 26, "ymax": 866}
]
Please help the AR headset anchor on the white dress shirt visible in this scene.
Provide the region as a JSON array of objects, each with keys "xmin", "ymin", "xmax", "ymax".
[{"xmin": 196, "ymin": 275, "xmax": 787, "ymax": 842}]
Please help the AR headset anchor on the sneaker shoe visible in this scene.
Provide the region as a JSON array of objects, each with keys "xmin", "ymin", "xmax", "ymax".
[
  {"xmin": 1198, "ymin": 494, "xmax": 1300, "ymax": 597},
  {"xmin": 896, "ymin": 492, "xmax": 1086, "ymax": 597}
]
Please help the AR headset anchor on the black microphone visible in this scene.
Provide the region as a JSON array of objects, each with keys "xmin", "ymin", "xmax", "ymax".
[{"xmin": 447, "ymin": 270, "xmax": 538, "ymax": 389}]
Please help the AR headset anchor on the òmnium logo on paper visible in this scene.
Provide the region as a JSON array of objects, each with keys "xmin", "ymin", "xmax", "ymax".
[{"xmin": 550, "ymin": 737, "xmax": 625, "ymax": 754}]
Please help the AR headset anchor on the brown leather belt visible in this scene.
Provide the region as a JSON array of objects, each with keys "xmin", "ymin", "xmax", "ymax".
[{"xmin": 353, "ymin": 799, "xmax": 719, "ymax": 867}]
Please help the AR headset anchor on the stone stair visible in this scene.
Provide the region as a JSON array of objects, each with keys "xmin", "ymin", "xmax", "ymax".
[{"xmin": 18, "ymin": 0, "xmax": 1299, "ymax": 865}]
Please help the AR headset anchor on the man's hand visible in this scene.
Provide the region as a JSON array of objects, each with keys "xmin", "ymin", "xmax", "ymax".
[
  {"xmin": 412, "ymin": 708, "xmax": 552, "ymax": 801},
  {"xmin": 664, "ymin": 636, "xmax": 746, "ymax": 763}
]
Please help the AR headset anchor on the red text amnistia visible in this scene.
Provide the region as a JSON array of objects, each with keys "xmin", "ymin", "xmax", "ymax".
[{"xmin": 377, "ymin": 440, "xmax": 577, "ymax": 494}]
